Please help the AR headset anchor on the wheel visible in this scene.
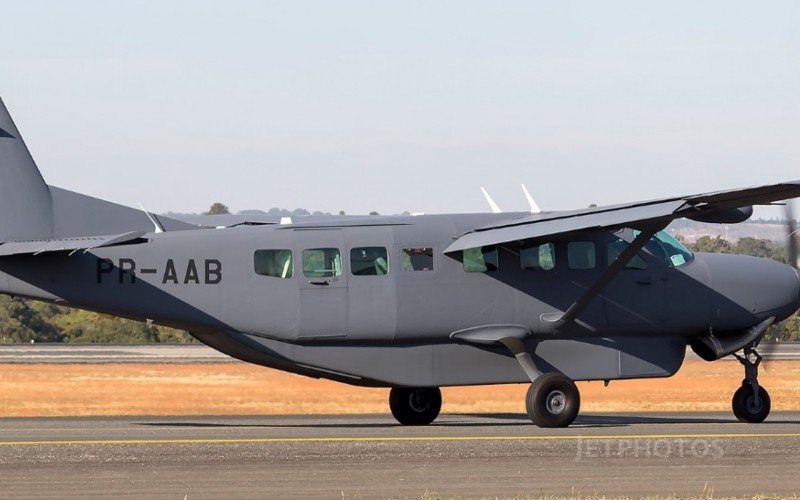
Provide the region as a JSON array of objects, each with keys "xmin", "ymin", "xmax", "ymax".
[
  {"xmin": 525, "ymin": 372, "xmax": 580, "ymax": 428},
  {"xmin": 732, "ymin": 383, "xmax": 771, "ymax": 423},
  {"xmin": 389, "ymin": 387, "xmax": 442, "ymax": 425}
]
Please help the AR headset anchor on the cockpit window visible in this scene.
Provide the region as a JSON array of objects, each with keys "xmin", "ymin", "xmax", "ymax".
[
  {"xmin": 463, "ymin": 246, "xmax": 499, "ymax": 273},
  {"xmin": 521, "ymin": 243, "xmax": 556, "ymax": 271},
  {"xmin": 607, "ymin": 240, "xmax": 648, "ymax": 270},
  {"xmin": 350, "ymin": 247, "xmax": 389, "ymax": 276},
  {"xmin": 632, "ymin": 230, "xmax": 694, "ymax": 268}
]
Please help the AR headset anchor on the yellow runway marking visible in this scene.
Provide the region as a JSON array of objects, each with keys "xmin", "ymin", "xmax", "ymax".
[{"xmin": 2, "ymin": 433, "xmax": 800, "ymax": 447}]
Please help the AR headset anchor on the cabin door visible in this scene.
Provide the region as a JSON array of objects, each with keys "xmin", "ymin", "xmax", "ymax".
[
  {"xmin": 294, "ymin": 228, "xmax": 348, "ymax": 340},
  {"xmin": 602, "ymin": 235, "xmax": 668, "ymax": 328}
]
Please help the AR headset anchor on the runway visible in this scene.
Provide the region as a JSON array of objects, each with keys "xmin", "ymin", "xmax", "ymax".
[
  {"xmin": 2, "ymin": 413, "xmax": 800, "ymax": 498},
  {"xmin": 1, "ymin": 343, "xmax": 799, "ymax": 363}
]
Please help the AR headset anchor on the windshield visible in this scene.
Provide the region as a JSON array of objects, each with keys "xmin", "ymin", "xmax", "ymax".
[{"xmin": 631, "ymin": 230, "xmax": 694, "ymax": 268}]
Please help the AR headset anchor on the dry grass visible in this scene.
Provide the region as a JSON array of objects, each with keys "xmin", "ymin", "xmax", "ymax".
[{"xmin": 2, "ymin": 360, "xmax": 800, "ymax": 418}]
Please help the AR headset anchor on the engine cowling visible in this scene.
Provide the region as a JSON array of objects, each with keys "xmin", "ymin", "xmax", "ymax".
[{"xmin": 687, "ymin": 206, "xmax": 753, "ymax": 224}]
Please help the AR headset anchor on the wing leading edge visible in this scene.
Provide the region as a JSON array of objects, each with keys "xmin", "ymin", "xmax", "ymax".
[{"xmin": 445, "ymin": 180, "xmax": 800, "ymax": 254}]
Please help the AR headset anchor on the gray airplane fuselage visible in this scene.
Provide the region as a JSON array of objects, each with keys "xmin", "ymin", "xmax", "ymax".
[{"xmin": 1, "ymin": 212, "xmax": 798, "ymax": 388}]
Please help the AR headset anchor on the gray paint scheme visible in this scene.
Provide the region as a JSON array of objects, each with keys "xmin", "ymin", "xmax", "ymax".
[{"xmin": 0, "ymin": 98, "xmax": 798, "ymax": 390}]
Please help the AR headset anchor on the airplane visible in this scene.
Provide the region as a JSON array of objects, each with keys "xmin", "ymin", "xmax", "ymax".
[{"xmin": 0, "ymin": 97, "xmax": 799, "ymax": 428}]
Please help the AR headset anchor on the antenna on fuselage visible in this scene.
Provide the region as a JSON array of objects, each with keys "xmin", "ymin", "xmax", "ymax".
[
  {"xmin": 137, "ymin": 203, "xmax": 165, "ymax": 234},
  {"xmin": 521, "ymin": 184, "xmax": 542, "ymax": 214},
  {"xmin": 480, "ymin": 187, "xmax": 502, "ymax": 214}
]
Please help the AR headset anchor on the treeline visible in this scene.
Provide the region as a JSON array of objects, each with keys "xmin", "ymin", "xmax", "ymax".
[
  {"xmin": 0, "ymin": 235, "xmax": 797, "ymax": 344},
  {"xmin": 0, "ymin": 296, "xmax": 194, "ymax": 344},
  {"xmin": 688, "ymin": 236, "xmax": 791, "ymax": 263}
]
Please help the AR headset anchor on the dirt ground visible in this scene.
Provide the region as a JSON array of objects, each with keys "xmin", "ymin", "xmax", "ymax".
[{"xmin": 1, "ymin": 360, "xmax": 799, "ymax": 418}]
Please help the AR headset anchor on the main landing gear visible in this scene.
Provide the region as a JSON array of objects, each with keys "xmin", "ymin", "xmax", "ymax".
[
  {"xmin": 389, "ymin": 387, "xmax": 442, "ymax": 425},
  {"xmin": 525, "ymin": 372, "xmax": 581, "ymax": 428},
  {"xmin": 388, "ymin": 375, "xmax": 581, "ymax": 428},
  {"xmin": 732, "ymin": 345, "xmax": 771, "ymax": 423}
]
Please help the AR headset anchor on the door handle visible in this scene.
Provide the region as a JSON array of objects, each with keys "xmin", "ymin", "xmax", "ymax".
[
  {"xmin": 309, "ymin": 280, "xmax": 330, "ymax": 286},
  {"xmin": 636, "ymin": 277, "xmax": 652, "ymax": 285}
]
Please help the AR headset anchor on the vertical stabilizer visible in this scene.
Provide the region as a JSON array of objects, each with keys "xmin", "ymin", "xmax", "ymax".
[{"xmin": 0, "ymin": 98, "xmax": 54, "ymax": 241}]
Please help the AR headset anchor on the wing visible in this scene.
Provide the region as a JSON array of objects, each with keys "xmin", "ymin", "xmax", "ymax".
[
  {"xmin": 0, "ymin": 231, "xmax": 147, "ymax": 257},
  {"xmin": 445, "ymin": 180, "xmax": 800, "ymax": 254}
]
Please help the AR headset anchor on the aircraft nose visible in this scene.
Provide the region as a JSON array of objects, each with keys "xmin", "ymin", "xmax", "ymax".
[{"xmin": 702, "ymin": 253, "xmax": 800, "ymax": 330}]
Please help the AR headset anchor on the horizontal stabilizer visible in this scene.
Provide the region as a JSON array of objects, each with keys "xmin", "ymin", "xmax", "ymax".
[{"xmin": 0, "ymin": 231, "xmax": 147, "ymax": 257}]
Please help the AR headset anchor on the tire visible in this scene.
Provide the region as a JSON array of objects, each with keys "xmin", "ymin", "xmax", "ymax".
[
  {"xmin": 389, "ymin": 387, "xmax": 442, "ymax": 425},
  {"xmin": 732, "ymin": 383, "xmax": 771, "ymax": 423},
  {"xmin": 525, "ymin": 372, "xmax": 580, "ymax": 428}
]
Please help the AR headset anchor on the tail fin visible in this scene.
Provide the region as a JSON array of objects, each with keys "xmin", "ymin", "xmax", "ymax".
[{"xmin": 0, "ymin": 98, "xmax": 54, "ymax": 242}]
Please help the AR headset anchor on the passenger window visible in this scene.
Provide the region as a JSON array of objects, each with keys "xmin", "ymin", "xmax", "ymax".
[
  {"xmin": 521, "ymin": 243, "xmax": 556, "ymax": 271},
  {"xmin": 402, "ymin": 247, "xmax": 434, "ymax": 271},
  {"xmin": 350, "ymin": 247, "xmax": 389, "ymax": 276},
  {"xmin": 463, "ymin": 246, "xmax": 499, "ymax": 273},
  {"xmin": 302, "ymin": 248, "xmax": 342, "ymax": 278},
  {"xmin": 607, "ymin": 239, "xmax": 648, "ymax": 270},
  {"xmin": 254, "ymin": 249, "xmax": 294, "ymax": 278},
  {"xmin": 567, "ymin": 241, "xmax": 596, "ymax": 270}
]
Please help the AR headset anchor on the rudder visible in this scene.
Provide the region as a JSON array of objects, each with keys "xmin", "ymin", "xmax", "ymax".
[{"xmin": 0, "ymin": 97, "xmax": 54, "ymax": 242}]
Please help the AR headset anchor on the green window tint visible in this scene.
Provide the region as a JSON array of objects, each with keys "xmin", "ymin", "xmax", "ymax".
[
  {"xmin": 402, "ymin": 247, "xmax": 434, "ymax": 271},
  {"xmin": 254, "ymin": 249, "xmax": 294, "ymax": 278},
  {"xmin": 350, "ymin": 247, "xmax": 389, "ymax": 276},
  {"xmin": 654, "ymin": 230, "xmax": 694, "ymax": 267},
  {"xmin": 521, "ymin": 243, "xmax": 556, "ymax": 271},
  {"xmin": 463, "ymin": 246, "xmax": 499, "ymax": 273},
  {"xmin": 567, "ymin": 241, "xmax": 596, "ymax": 270},
  {"xmin": 302, "ymin": 248, "xmax": 342, "ymax": 278},
  {"xmin": 632, "ymin": 230, "xmax": 694, "ymax": 268},
  {"xmin": 606, "ymin": 239, "xmax": 648, "ymax": 270}
]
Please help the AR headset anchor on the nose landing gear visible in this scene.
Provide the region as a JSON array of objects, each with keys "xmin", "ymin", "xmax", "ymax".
[{"xmin": 732, "ymin": 345, "xmax": 771, "ymax": 423}]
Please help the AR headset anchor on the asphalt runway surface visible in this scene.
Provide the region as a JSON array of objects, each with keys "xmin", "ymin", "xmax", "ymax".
[
  {"xmin": 1, "ymin": 343, "xmax": 799, "ymax": 363},
  {"xmin": 2, "ymin": 412, "xmax": 800, "ymax": 498}
]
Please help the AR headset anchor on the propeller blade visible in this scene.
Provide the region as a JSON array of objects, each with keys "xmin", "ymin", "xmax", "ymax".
[{"xmin": 787, "ymin": 200, "xmax": 798, "ymax": 268}]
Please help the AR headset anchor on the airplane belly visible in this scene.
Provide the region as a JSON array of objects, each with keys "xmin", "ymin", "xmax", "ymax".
[{"xmin": 227, "ymin": 332, "xmax": 687, "ymax": 387}]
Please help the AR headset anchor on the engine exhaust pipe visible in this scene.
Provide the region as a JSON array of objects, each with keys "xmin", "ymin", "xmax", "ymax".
[{"xmin": 690, "ymin": 317, "xmax": 775, "ymax": 362}]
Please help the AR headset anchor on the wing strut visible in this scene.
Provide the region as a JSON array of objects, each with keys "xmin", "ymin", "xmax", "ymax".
[{"xmin": 543, "ymin": 223, "xmax": 666, "ymax": 331}]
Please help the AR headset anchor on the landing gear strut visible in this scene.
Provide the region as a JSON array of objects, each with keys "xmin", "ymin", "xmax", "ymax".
[
  {"xmin": 389, "ymin": 387, "xmax": 442, "ymax": 425},
  {"xmin": 732, "ymin": 345, "xmax": 771, "ymax": 423}
]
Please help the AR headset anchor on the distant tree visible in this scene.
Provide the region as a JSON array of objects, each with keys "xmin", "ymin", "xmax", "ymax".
[
  {"xmin": 588, "ymin": 203, "xmax": 598, "ymax": 208},
  {"xmin": 734, "ymin": 237, "xmax": 780, "ymax": 261},
  {"xmin": 369, "ymin": 211, "xmax": 380, "ymax": 216},
  {"xmin": 338, "ymin": 210, "xmax": 346, "ymax": 216},
  {"xmin": 691, "ymin": 236, "xmax": 733, "ymax": 254},
  {"xmin": 0, "ymin": 296, "xmax": 62, "ymax": 343},
  {"xmin": 206, "ymin": 203, "xmax": 230, "ymax": 215}
]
